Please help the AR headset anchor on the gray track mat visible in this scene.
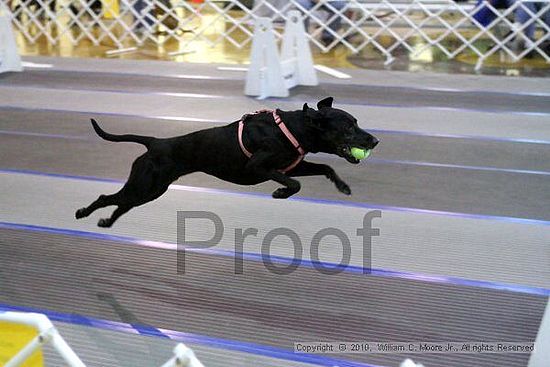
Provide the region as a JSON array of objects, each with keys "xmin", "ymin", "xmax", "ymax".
[
  {"xmin": 1, "ymin": 109, "xmax": 549, "ymax": 172},
  {"xmin": 2, "ymin": 70, "xmax": 550, "ymax": 114},
  {"xmin": 39, "ymin": 321, "xmax": 322, "ymax": 367},
  {"xmin": 2, "ymin": 172, "xmax": 549, "ymax": 288},
  {"xmin": 22, "ymin": 56, "xmax": 550, "ymax": 95},
  {"xmin": 1, "ymin": 228, "xmax": 546, "ymax": 367},
  {"xmin": 1, "ymin": 109, "xmax": 549, "ymax": 220},
  {"xmin": 2, "ymin": 57, "xmax": 549, "ymax": 367},
  {"xmin": 2, "ymin": 86, "xmax": 550, "ymax": 142}
]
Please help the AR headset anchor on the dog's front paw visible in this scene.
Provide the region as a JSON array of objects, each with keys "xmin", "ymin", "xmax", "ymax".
[
  {"xmin": 335, "ymin": 181, "xmax": 351, "ymax": 195},
  {"xmin": 75, "ymin": 208, "xmax": 87, "ymax": 219},
  {"xmin": 97, "ymin": 218, "xmax": 112, "ymax": 228},
  {"xmin": 272, "ymin": 188, "xmax": 294, "ymax": 199}
]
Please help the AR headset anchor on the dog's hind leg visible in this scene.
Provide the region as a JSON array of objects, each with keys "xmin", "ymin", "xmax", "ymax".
[
  {"xmin": 75, "ymin": 192, "xmax": 122, "ymax": 219},
  {"xmin": 75, "ymin": 152, "xmax": 177, "ymax": 227},
  {"xmin": 97, "ymin": 204, "xmax": 132, "ymax": 228},
  {"xmin": 94, "ymin": 153, "xmax": 179, "ymax": 227},
  {"xmin": 75, "ymin": 154, "xmax": 152, "ymax": 220},
  {"xmin": 96, "ymin": 181, "xmax": 172, "ymax": 227}
]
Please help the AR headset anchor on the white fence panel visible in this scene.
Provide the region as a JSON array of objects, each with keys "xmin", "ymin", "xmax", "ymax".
[{"xmin": 3, "ymin": 0, "xmax": 550, "ymax": 67}]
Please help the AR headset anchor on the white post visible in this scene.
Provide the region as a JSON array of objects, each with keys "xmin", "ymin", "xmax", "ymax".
[
  {"xmin": 245, "ymin": 17, "xmax": 288, "ymax": 98},
  {"xmin": 0, "ymin": 15, "xmax": 23, "ymax": 74},
  {"xmin": 245, "ymin": 12, "xmax": 318, "ymax": 99},
  {"xmin": 400, "ymin": 359, "xmax": 425, "ymax": 367},
  {"xmin": 528, "ymin": 298, "xmax": 550, "ymax": 367},
  {"xmin": 280, "ymin": 10, "xmax": 318, "ymax": 88},
  {"xmin": 160, "ymin": 343, "xmax": 205, "ymax": 367}
]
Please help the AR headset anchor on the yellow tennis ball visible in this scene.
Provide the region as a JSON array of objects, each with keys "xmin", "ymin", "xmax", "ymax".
[{"xmin": 351, "ymin": 147, "xmax": 371, "ymax": 160}]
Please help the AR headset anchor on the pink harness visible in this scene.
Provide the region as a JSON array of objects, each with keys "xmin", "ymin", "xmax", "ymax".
[{"xmin": 238, "ymin": 109, "xmax": 305, "ymax": 173}]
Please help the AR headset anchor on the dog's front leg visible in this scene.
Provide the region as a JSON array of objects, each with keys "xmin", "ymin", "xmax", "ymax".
[
  {"xmin": 269, "ymin": 171, "xmax": 301, "ymax": 199},
  {"xmin": 288, "ymin": 161, "xmax": 351, "ymax": 195},
  {"xmin": 246, "ymin": 151, "xmax": 301, "ymax": 199}
]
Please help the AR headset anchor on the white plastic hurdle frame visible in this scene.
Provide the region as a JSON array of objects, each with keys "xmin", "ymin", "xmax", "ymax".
[
  {"xmin": 245, "ymin": 10, "xmax": 318, "ymax": 99},
  {"xmin": 0, "ymin": 311, "xmax": 206, "ymax": 367},
  {"xmin": 0, "ymin": 3, "xmax": 23, "ymax": 74},
  {"xmin": 0, "ymin": 311, "xmax": 86, "ymax": 367},
  {"xmin": 528, "ymin": 297, "xmax": 550, "ymax": 367},
  {"xmin": 400, "ymin": 359, "xmax": 425, "ymax": 367},
  {"xmin": 160, "ymin": 343, "xmax": 206, "ymax": 367}
]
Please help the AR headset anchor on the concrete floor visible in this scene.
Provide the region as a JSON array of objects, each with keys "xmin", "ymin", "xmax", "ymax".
[{"xmin": 0, "ymin": 57, "xmax": 549, "ymax": 367}]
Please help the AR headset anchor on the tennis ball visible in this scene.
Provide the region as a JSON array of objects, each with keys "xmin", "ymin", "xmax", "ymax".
[{"xmin": 351, "ymin": 147, "xmax": 371, "ymax": 160}]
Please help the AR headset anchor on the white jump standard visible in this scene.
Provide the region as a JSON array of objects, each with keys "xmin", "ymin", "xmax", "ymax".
[
  {"xmin": 245, "ymin": 10, "xmax": 318, "ymax": 99},
  {"xmin": 0, "ymin": 14, "xmax": 23, "ymax": 74}
]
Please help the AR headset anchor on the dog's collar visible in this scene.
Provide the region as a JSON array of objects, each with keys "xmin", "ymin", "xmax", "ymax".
[{"xmin": 238, "ymin": 109, "xmax": 305, "ymax": 173}]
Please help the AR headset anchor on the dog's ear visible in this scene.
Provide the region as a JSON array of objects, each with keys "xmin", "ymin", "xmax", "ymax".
[
  {"xmin": 303, "ymin": 104, "xmax": 323, "ymax": 128},
  {"xmin": 317, "ymin": 97, "xmax": 334, "ymax": 110},
  {"xmin": 303, "ymin": 103, "xmax": 317, "ymax": 119}
]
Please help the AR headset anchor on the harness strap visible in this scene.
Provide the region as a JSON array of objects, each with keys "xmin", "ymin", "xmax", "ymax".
[
  {"xmin": 238, "ymin": 119, "xmax": 252, "ymax": 158},
  {"xmin": 238, "ymin": 109, "xmax": 305, "ymax": 173}
]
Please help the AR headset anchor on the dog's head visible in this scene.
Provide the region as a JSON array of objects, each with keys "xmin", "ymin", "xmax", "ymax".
[{"xmin": 303, "ymin": 97, "xmax": 379, "ymax": 164}]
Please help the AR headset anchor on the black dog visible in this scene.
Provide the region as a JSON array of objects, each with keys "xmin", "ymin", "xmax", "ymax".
[{"xmin": 75, "ymin": 97, "xmax": 379, "ymax": 227}]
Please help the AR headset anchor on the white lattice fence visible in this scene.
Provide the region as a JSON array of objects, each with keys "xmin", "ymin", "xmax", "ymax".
[{"xmin": 2, "ymin": 0, "xmax": 549, "ymax": 67}]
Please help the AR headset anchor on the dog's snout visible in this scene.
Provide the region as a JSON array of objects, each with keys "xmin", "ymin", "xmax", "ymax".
[{"xmin": 372, "ymin": 137, "xmax": 379, "ymax": 148}]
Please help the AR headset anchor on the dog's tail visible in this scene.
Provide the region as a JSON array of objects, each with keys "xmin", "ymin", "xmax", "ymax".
[{"xmin": 91, "ymin": 119, "xmax": 154, "ymax": 148}]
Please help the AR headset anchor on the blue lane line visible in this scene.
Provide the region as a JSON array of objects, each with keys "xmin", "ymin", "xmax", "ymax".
[
  {"xmin": 369, "ymin": 128, "xmax": 550, "ymax": 145},
  {"xmin": 0, "ymin": 168, "xmax": 122, "ymax": 184},
  {"xmin": 1, "ymin": 221, "xmax": 549, "ymax": 297},
  {"xmin": 349, "ymin": 85, "xmax": 550, "ymax": 98},
  {"xmin": 2, "ymin": 118, "xmax": 550, "ymax": 148},
  {"xmin": 2, "ymin": 84, "xmax": 228, "ymax": 100},
  {"xmin": 3, "ymin": 129, "xmax": 549, "ymax": 176},
  {"xmin": 19, "ymin": 65, "xmax": 242, "ymax": 81},
  {"xmin": 368, "ymin": 158, "xmax": 550, "ymax": 176},
  {"xmin": 1, "ymin": 104, "xmax": 550, "ymax": 145},
  {"xmin": 2, "ymin": 167, "xmax": 550, "ymax": 227},
  {"xmin": 0, "ymin": 303, "xmax": 380, "ymax": 367},
  {"xmin": 0, "ymin": 129, "xmax": 90, "ymax": 140},
  {"xmin": 0, "ymin": 105, "xmax": 227, "ymax": 124}
]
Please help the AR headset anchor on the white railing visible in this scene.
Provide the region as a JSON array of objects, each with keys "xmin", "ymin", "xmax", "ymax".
[
  {"xmin": 0, "ymin": 311, "xmax": 86, "ymax": 367},
  {"xmin": 3, "ymin": 0, "xmax": 550, "ymax": 68},
  {"xmin": 0, "ymin": 311, "xmax": 206, "ymax": 367}
]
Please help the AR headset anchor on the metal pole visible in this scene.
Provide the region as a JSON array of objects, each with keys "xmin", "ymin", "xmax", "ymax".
[
  {"xmin": 160, "ymin": 343, "xmax": 205, "ymax": 367},
  {"xmin": 4, "ymin": 328, "xmax": 54, "ymax": 367},
  {"xmin": 0, "ymin": 312, "xmax": 87, "ymax": 367}
]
